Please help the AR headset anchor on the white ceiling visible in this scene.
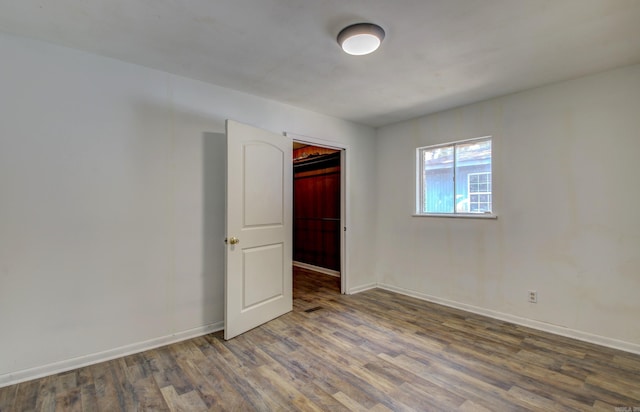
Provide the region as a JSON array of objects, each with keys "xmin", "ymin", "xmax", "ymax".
[{"xmin": 1, "ymin": 0, "xmax": 640, "ymax": 127}]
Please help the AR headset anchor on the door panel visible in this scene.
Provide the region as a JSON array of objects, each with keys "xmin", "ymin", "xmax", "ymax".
[
  {"xmin": 243, "ymin": 143, "xmax": 284, "ymax": 226},
  {"xmin": 243, "ymin": 243, "xmax": 284, "ymax": 308},
  {"xmin": 225, "ymin": 120, "xmax": 292, "ymax": 340}
]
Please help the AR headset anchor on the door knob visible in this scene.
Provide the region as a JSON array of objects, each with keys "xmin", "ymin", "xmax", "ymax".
[{"xmin": 227, "ymin": 237, "xmax": 240, "ymax": 245}]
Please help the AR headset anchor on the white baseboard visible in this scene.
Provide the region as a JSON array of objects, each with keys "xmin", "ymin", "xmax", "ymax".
[
  {"xmin": 293, "ymin": 261, "xmax": 340, "ymax": 277},
  {"xmin": 347, "ymin": 282, "xmax": 378, "ymax": 295},
  {"xmin": 0, "ymin": 321, "xmax": 224, "ymax": 389},
  {"xmin": 373, "ymin": 283, "xmax": 640, "ymax": 356}
]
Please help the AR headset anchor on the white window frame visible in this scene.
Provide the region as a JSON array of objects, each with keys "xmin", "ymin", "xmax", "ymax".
[{"xmin": 414, "ymin": 136, "xmax": 496, "ymax": 219}]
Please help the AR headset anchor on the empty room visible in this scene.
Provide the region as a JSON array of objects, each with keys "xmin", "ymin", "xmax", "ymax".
[{"xmin": 1, "ymin": 1, "xmax": 640, "ymax": 410}]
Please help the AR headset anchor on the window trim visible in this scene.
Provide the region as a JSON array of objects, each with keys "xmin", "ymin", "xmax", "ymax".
[{"xmin": 415, "ymin": 136, "xmax": 497, "ymax": 219}]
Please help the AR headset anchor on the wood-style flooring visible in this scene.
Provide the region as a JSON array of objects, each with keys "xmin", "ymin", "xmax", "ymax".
[{"xmin": 1, "ymin": 268, "xmax": 640, "ymax": 411}]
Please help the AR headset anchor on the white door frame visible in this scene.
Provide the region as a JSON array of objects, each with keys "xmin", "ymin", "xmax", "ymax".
[{"xmin": 286, "ymin": 132, "xmax": 349, "ymax": 294}]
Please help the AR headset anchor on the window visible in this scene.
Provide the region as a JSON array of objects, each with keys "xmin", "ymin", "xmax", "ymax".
[
  {"xmin": 416, "ymin": 137, "xmax": 493, "ymax": 216},
  {"xmin": 468, "ymin": 172, "xmax": 492, "ymax": 212}
]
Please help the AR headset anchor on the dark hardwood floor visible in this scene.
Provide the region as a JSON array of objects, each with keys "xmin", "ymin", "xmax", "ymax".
[{"xmin": 1, "ymin": 267, "xmax": 639, "ymax": 411}]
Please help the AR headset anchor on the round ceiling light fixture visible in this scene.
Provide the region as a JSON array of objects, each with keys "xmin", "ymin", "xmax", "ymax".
[{"xmin": 337, "ymin": 23, "xmax": 385, "ymax": 56}]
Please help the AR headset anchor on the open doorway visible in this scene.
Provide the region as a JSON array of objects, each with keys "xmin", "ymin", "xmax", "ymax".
[{"xmin": 292, "ymin": 141, "xmax": 345, "ymax": 294}]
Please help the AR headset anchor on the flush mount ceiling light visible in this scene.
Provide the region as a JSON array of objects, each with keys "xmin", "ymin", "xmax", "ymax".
[{"xmin": 337, "ymin": 23, "xmax": 385, "ymax": 56}]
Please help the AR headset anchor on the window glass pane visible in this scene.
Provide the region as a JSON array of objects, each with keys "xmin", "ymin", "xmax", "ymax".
[
  {"xmin": 417, "ymin": 137, "xmax": 492, "ymax": 216},
  {"xmin": 455, "ymin": 140, "xmax": 492, "ymax": 213},
  {"xmin": 423, "ymin": 146, "xmax": 454, "ymax": 213}
]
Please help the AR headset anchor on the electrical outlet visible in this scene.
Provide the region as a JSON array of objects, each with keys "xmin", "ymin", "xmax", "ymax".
[{"xmin": 528, "ymin": 290, "xmax": 538, "ymax": 303}]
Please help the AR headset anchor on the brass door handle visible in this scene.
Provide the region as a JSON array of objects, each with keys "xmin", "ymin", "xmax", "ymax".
[{"xmin": 226, "ymin": 237, "xmax": 240, "ymax": 245}]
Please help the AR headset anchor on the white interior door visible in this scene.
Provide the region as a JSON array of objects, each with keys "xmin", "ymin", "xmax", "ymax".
[{"xmin": 224, "ymin": 120, "xmax": 292, "ymax": 340}]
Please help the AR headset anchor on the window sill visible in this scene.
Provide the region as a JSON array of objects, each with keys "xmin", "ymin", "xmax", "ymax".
[{"xmin": 412, "ymin": 213, "xmax": 498, "ymax": 219}]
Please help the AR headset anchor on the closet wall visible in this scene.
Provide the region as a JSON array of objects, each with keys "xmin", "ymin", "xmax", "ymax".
[{"xmin": 293, "ymin": 146, "xmax": 340, "ymax": 272}]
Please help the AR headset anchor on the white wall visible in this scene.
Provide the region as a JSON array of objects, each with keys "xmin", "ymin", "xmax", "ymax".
[
  {"xmin": 375, "ymin": 64, "xmax": 640, "ymax": 352},
  {"xmin": 0, "ymin": 33, "xmax": 377, "ymax": 385}
]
